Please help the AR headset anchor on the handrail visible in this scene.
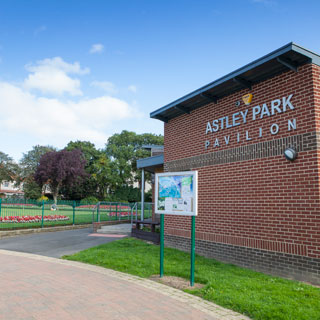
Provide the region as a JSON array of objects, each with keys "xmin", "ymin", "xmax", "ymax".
[
  {"xmin": 92, "ymin": 201, "xmax": 153, "ymax": 227},
  {"xmin": 92, "ymin": 201, "xmax": 100, "ymax": 223},
  {"xmin": 131, "ymin": 202, "xmax": 154, "ymax": 227},
  {"xmin": 131, "ymin": 202, "xmax": 138, "ymax": 227}
]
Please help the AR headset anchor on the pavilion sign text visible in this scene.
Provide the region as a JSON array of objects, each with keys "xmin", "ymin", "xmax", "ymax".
[{"xmin": 205, "ymin": 94, "xmax": 296, "ymax": 149}]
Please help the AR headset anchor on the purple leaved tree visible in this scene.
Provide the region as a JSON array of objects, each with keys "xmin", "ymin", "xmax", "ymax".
[{"xmin": 34, "ymin": 149, "xmax": 87, "ymax": 204}]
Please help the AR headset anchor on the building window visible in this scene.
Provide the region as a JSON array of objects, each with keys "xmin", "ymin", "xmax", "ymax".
[{"xmin": 3, "ymin": 182, "xmax": 9, "ymax": 188}]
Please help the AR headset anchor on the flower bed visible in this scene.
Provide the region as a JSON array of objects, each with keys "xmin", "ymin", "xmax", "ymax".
[
  {"xmin": 78, "ymin": 204, "xmax": 130, "ymax": 210},
  {"xmin": 108, "ymin": 212, "xmax": 130, "ymax": 217},
  {"xmin": 0, "ymin": 215, "xmax": 70, "ymax": 223}
]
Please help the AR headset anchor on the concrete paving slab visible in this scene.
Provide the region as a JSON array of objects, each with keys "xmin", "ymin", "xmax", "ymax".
[{"xmin": 97, "ymin": 223, "xmax": 132, "ymax": 235}]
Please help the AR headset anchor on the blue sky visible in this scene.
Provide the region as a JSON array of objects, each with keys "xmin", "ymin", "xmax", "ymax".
[{"xmin": 1, "ymin": 0, "xmax": 320, "ymax": 160}]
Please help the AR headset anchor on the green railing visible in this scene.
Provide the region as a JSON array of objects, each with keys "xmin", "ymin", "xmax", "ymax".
[
  {"xmin": 91, "ymin": 201, "xmax": 134, "ymax": 223},
  {"xmin": 0, "ymin": 198, "xmax": 133, "ymax": 230},
  {"xmin": 130, "ymin": 202, "xmax": 154, "ymax": 222}
]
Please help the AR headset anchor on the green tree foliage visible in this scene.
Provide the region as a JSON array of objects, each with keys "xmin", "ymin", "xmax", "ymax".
[
  {"xmin": 20, "ymin": 145, "xmax": 56, "ymax": 178},
  {"xmin": 91, "ymin": 154, "xmax": 121, "ymax": 200},
  {"xmin": 23, "ymin": 179, "xmax": 42, "ymax": 199},
  {"xmin": 63, "ymin": 141, "xmax": 103, "ymax": 200},
  {"xmin": 106, "ymin": 186, "xmax": 145, "ymax": 202},
  {"xmin": 105, "ymin": 130, "xmax": 163, "ymax": 187},
  {"xmin": 19, "ymin": 145, "xmax": 56, "ymax": 199},
  {"xmin": 27, "ymin": 132, "xmax": 163, "ymax": 202},
  {"xmin": 0, "ymin": 152, "xmax": 19, "ymax": 185},
  {"xmin": 65, "ymin": 141, "xmax": 101, "ymax": 171}
]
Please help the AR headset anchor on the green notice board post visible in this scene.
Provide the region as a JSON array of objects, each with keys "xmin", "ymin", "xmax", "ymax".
[
  {"xmin": 156, "ymin": 171, "xmax": 198, "ymax": 287},
  {"xmin": 160, "ymin": 214, "xmax": 164, "ymax": 278},
  {"xmin": 190, "ymin": 216, "xmax": 196, "ymax": 286}
]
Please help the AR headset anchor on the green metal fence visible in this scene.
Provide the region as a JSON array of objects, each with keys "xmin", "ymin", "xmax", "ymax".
[
  {"xmin": 130, "ymin": 202, "xmax": 154, "ymax": 222},
  {"xmin": 0, "ymin": 198, "xmax": 133, "ymax": 230},
  {"xmin": 91, "ymin": 201, "xmax": 133, "ymax": 223}
]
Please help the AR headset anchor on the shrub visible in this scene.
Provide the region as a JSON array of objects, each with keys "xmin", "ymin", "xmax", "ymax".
[
  {"xmin": 81, "ymin": 196, "xmax": 99, "ymax": 204},
  {"xmin": 38, "ymin": 195, "xmax": 49, "ymax": 201}
]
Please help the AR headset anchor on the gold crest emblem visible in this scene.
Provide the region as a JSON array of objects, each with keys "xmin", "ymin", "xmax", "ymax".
[{"xmin": 242, "ymin": 93, "xmax": 253, "ymax": 105}]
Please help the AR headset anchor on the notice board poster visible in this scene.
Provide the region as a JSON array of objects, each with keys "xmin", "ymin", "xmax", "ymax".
[{"xmin": 155, "ymin": 171, "xmax": 198, "ymax": 216}]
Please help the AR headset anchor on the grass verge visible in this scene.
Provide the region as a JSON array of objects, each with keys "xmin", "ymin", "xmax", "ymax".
[{"xmin": 63, "ymin": 237, "xmax": 320, "ymax": 320}]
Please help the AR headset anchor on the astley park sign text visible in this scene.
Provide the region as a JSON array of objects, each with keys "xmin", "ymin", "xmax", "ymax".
[{"xmin": 205, "ymin": 94, "xmax": 296, "ymax": 149}]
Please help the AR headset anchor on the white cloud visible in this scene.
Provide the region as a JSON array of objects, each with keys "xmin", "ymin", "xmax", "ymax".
[
  {"xmin": 23, "ymin": 57, "xmax": 89, "ymax": 96},
  {"xmin": 90, "ymin": 43, "xmax": 104, "ymax": 54},
  {"xmin": 0, "ymin": 82, "xmax": 138, "ymax": 146},
  {"xmin": 34, "ymin": 25, "xmax": 47, "ymax": 36},
  {"xmin": 0, "ymin": 56, "xmax": 143, "ymax": 151},
  {"xmin": 91, "ymin": 81, "xmax": 117, "ymax": 94},
  {"xmin": 128, "ymin": 85, "xmax": 137, "ymax": 93}
]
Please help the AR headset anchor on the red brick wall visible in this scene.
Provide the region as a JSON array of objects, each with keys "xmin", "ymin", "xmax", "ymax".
[
  {"xmin": 165, "ymin": 64, "xmax": 317, "ymax": 162},
  {"xmin": 163, "ymin": 63, "xmax": 320, "ymax": 259}
]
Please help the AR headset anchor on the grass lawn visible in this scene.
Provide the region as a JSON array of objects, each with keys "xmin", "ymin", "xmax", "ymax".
[{"xmin": 63, "ymin": 237, "xmax": 320, "ymax": 320}]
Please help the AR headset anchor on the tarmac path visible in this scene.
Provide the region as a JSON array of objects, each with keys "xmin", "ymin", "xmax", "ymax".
[{"xmin": 0, "ymin": 228, "xmax": 123, "ymax": 258}]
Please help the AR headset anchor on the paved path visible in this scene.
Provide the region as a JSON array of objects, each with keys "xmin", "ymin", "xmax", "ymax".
[
  {"xmin": 0, "ymin": 228, "xmax": 125, "ymax": 258},
  {"xmin": 97, "ymin": 223, "xmax": 132, "ymax": 235},
  {"xmin": 0, "ymin": 250, "xmax": 250, "ymax": 320}
]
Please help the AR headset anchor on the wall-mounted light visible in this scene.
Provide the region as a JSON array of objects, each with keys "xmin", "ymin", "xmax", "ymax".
[{"xmin": 284, "ymin": 147, "xmax": 297, "ymax": 161}]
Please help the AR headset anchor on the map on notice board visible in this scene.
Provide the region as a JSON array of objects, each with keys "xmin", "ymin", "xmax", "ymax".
[{"xmin": 155, "ymin": 171, "xmax": 197, "ymax": 216}]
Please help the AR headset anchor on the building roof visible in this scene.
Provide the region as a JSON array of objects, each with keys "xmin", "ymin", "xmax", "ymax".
[
  {"xmin": 150, "ymin": 42, "xmax": 320, "ymax": 122},
  {"xmin": 136, "ymin": 154, "xmax": 164, "ymax": 173},
  {"xmin": 141, "ymin": 145, "xmax": 164, "ymax": 150}
]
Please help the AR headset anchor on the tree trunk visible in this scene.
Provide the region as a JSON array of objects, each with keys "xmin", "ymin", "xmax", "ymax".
[
  {"xmin": 52, "ymin": 184, "xmax": 61, "ymax": 205},
  {"xmin": 53, "ymin": 193, "xmax": 58, "ymax": 205}
]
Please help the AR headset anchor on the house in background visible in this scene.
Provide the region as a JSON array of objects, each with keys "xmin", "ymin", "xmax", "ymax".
[{"xmin": 0, "ymin": 181, "xmax": 24, "ymax": 198}]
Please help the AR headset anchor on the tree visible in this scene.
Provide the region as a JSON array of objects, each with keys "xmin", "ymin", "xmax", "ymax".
[
  {"xmin": 65, "ymin": 141, "xmax": 101, "ymax": 170},
  {"xmin": 19, "ymin": 145, "xmax": 56, "ymax": 199},
  {"xmin": 105, "ymin": 131, "xmax": 163, "ymax": 187},
  {"xmin": 23, "ymin": 179, "xmax": 42, "ymax": 199},
  {"xmin": 91, "ymin": 154, "xmax": 121, "ymax": 199},
  {"xmin": 63, "ymin": 141, "xmax": 102, "ymax": 200},
  {"xmin": 0, "ymin": 152, "xmax": 19, "ymax": 186},
  {"xmin": 20, "ymin": 145, "xmax": 56, "ymax": 178},
  {"xmin": 34, "ymin": 149, "xmax": 87, "ymax": 203}
]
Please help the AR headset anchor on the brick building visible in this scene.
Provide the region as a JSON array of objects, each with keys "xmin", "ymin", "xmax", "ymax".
[{"xmin": 150, "ymin": 43, "xmax": 320, "ymax": 284}]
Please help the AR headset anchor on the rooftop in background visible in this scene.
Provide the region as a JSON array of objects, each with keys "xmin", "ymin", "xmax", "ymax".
[
  {"xmin": 138, "ymin": 145, "xmax": 164, "ymax": 172},
  {"xmin": 150, "ymin": 42, "xmax": 320, "ymax": 123},
  {"xmin": 141, "ymin": 145, "xmax": 164, "ymax": 157},
  {"xmin": 141, "ymin": 144, "xmax": 164, "ymax": 150},
  {"xmin": 136, "ymin": 154, "xmax": 164, "ymax": 173}
]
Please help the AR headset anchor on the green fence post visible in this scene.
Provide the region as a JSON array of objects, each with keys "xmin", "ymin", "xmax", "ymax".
[
  {"xmin": 160, "ymin": 214, "xmax": 164, "ymax": 277},
  {"xmin": 73, "ymin": 201, "xmax": 76, "ymax": 225},
  {"xmin": 190, "ymin": 216, "xmax": 196, "ymax": 287},
  {"xmin": 115, "ymin": 204, "xmax": 118, "ymax": 221},
  {"xmin": 0, "ymin": 198, "xmax": 2, "ymax": 217},
  {"xmin": 41, "ymin": 200, "xmax": 44, "ymax": 228}
]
